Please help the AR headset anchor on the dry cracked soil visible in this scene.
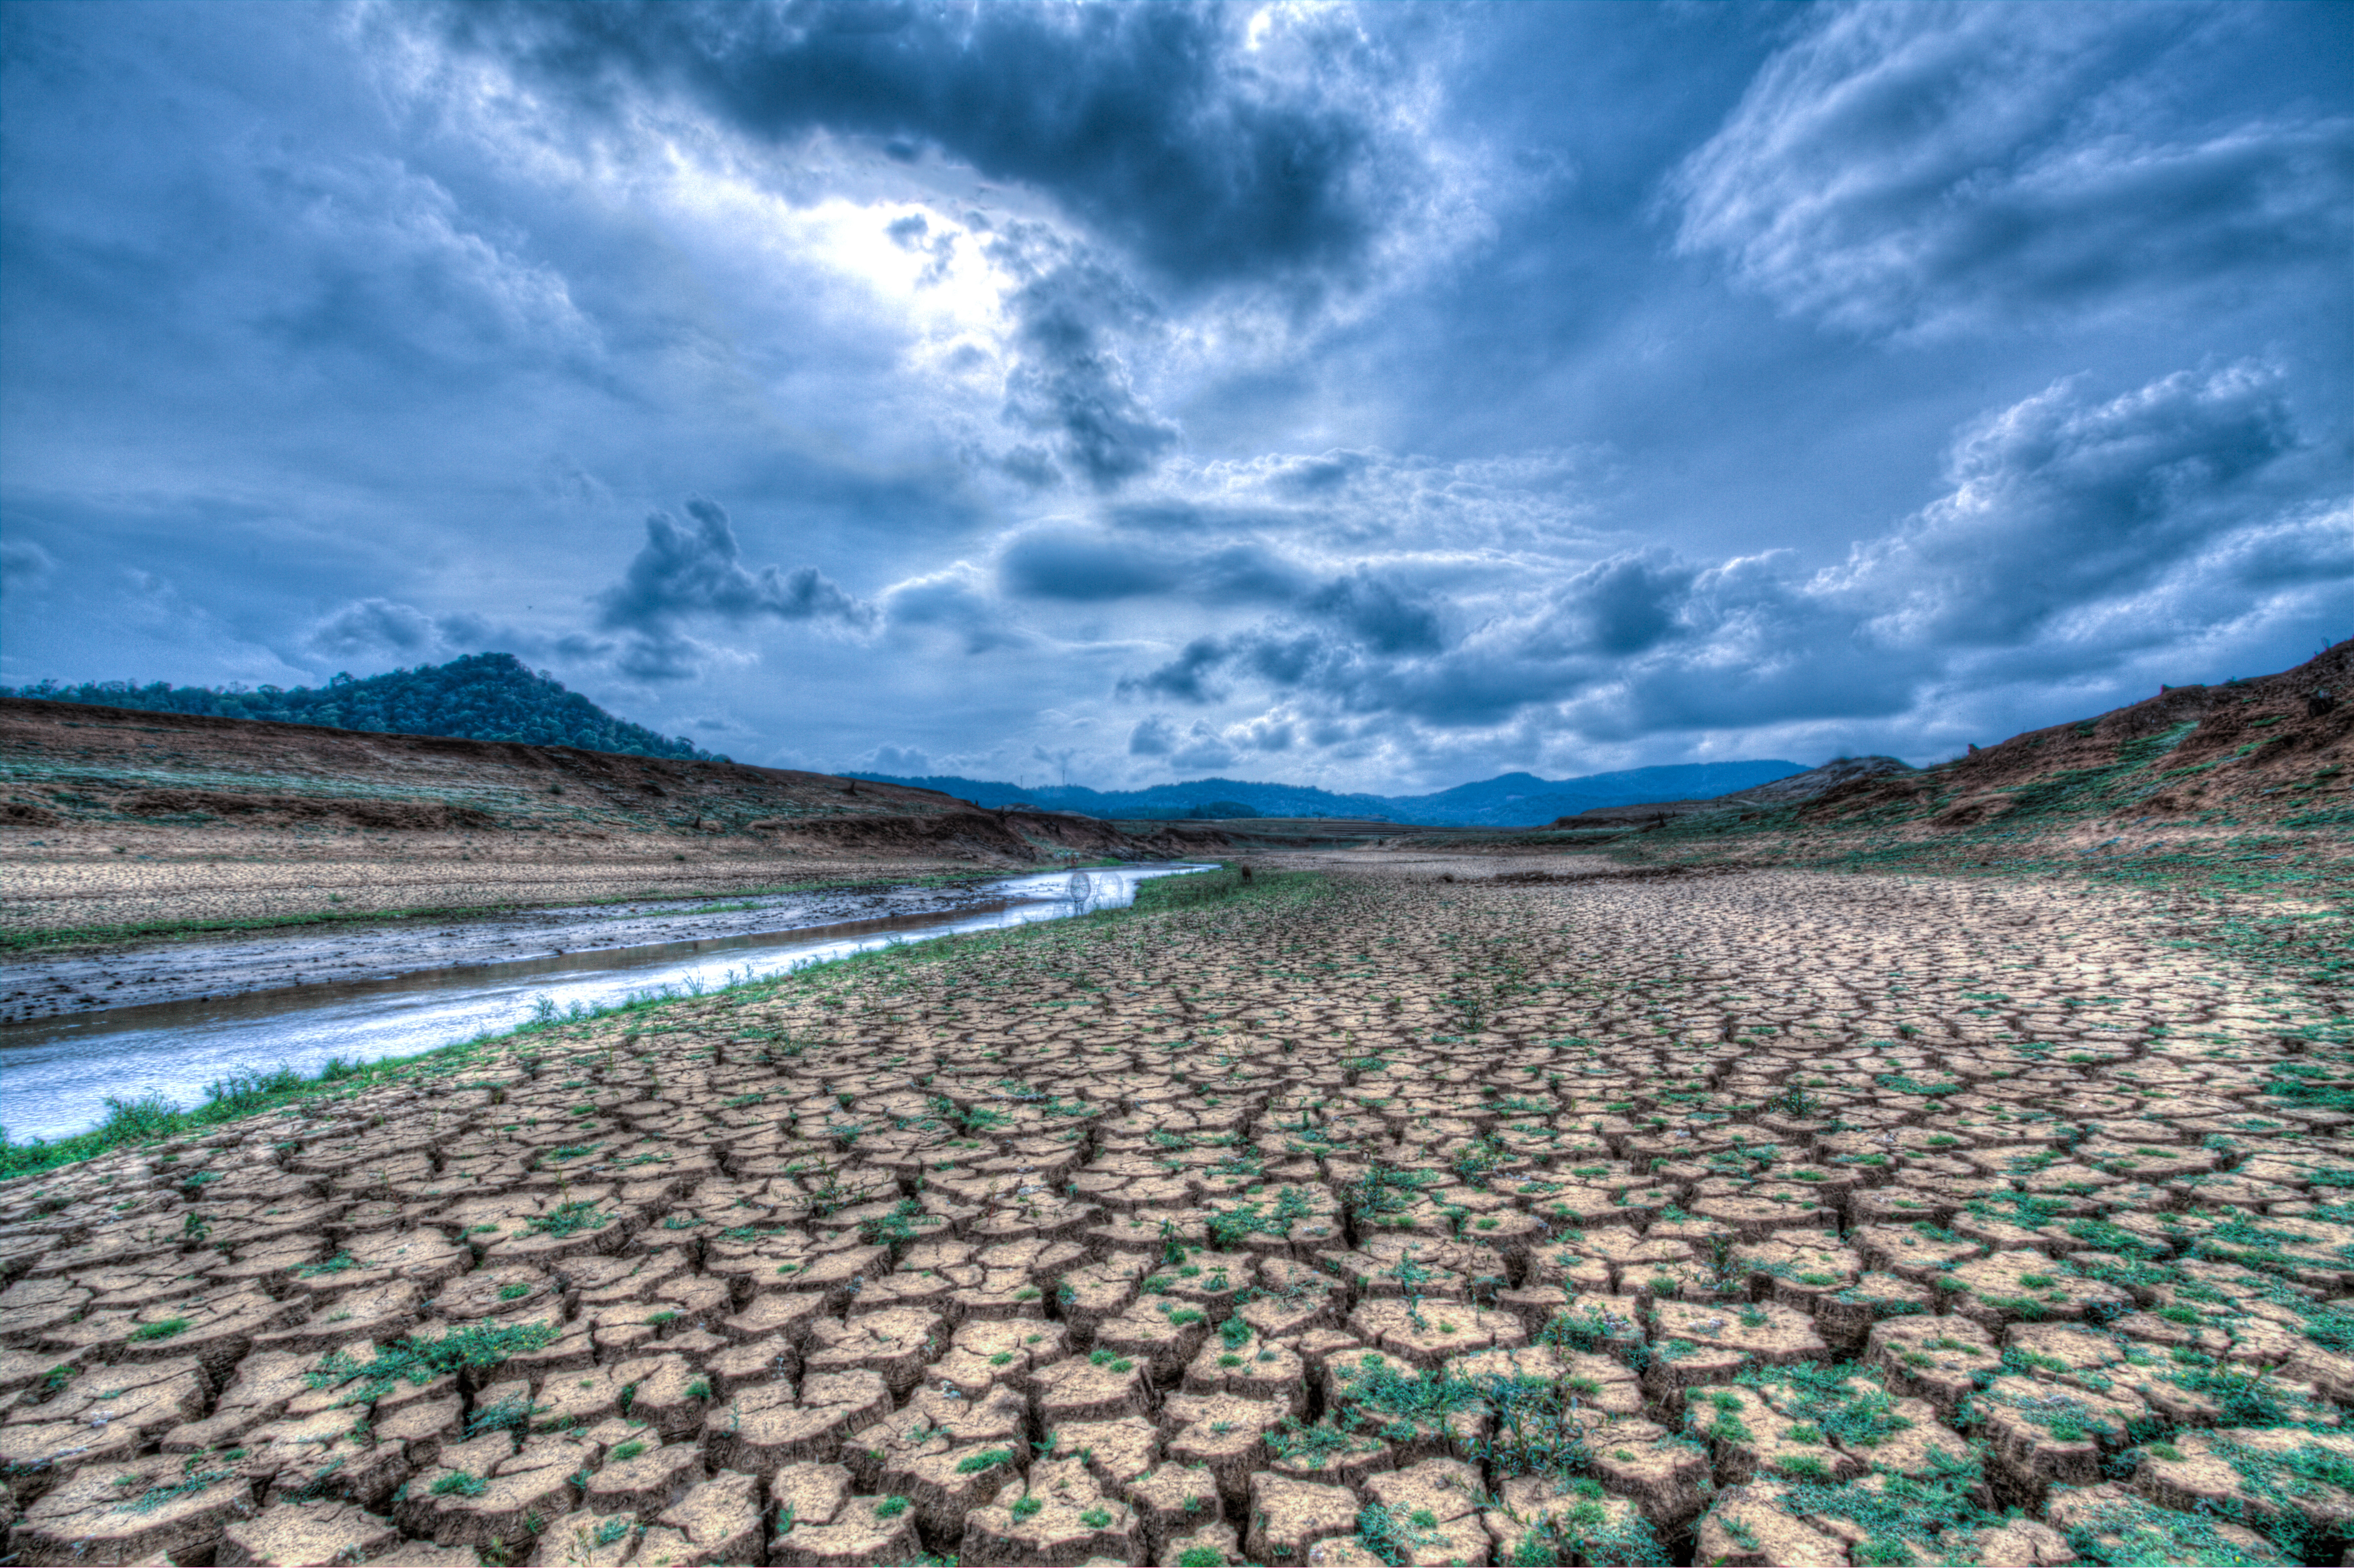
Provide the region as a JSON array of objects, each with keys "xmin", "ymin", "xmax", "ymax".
[{"xmin": 0, "ymin": 861, "xmax": 2348, "ymax": 1567}]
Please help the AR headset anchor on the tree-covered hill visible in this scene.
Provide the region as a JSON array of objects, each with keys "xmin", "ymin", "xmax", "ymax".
[{"xmin": 3, "ymin": 653, "xmax": 712, "ymax": 760}]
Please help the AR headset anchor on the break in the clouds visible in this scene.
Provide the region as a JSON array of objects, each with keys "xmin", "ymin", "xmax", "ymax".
[{"xmin": 2, "ymin": 1, "xmax": 2348, "ymax": 791}]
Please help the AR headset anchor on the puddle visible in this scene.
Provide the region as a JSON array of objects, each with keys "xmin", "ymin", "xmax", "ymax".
[{"xmin": 0, "ymin": 863, "xmax": 1211, "ymax": 1141}]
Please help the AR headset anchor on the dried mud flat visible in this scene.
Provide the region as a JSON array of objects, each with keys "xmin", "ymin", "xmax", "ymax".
[{"xmin": 0, "ymin": 864, "xmax": 2348, "ymax": 1567}]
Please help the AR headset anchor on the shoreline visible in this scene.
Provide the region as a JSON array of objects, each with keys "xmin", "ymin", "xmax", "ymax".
[{"xmin": 0, "ymin": 874, "xmax": 1019, "ymax": 1024}]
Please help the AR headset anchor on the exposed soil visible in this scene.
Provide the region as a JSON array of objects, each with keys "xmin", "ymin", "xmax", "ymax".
[
  {"xmin": 1797, "ymin": 641, "xmax": 2350, "ymax": 833},
  {"xmin": 2, "ymin": 858, "xmax": 2346, "ymax": 1566},
  {"xmin": 0, "ymin": 699, "xmax": 1223, "ymax": 944},
  {"xmin": 1557, "ymin": 640, "xmax": 2352, "ymax": 845}
]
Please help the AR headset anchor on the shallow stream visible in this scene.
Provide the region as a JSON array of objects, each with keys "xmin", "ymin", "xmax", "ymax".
[{"xmin": 0, "ymin": 862, "xmax": 1210, "ymax": 1141}]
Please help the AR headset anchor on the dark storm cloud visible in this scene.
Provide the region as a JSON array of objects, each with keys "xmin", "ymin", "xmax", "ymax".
[
  {"xmin": 995, "ymin": 249, "xmax": 1181, "ymax": 491},
  {"xmin": 998, "ymin": 529, "xmax": 1180, "ymax": 603},
  {"xmin": 881, "ymin": 564, "xmax": 1034, "ymax": 655},
  {"xmin": 1671, "ymin": 3, "xmax": 2354, "ymax": 337},
  {"xmin": 1119, "ymin": 636, "xmax": 1229, "ymax": 704},
  {"xmin": 0, "ymin": 539, "xmax": 56, "ymax": 590},
  {"xmin": 1544, "ymin": 552, "xmax": 1696, "ymax": 657},
  {"xmin": 598, "ymin": 499, "xmax": 874, "ymax": 634},
  {"xmin": 593, "ymin": 498, "xmax": 874, "ymax": 679},
  {"xmin": 428, "ymin": 0, "xmax": 1407, "ymax": 291},
  {"xmin": 995, "ymin": 524, "xmax": 1306, "ymax": 606},
  {"xmin": 1301, "ymin": 571, "xmax": 1444, "ymax": 655}
]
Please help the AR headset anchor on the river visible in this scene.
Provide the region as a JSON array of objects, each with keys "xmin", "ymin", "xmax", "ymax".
[{"xmin": 0, "ymin": 862, "xmax": 1211, "ymax": 1142}]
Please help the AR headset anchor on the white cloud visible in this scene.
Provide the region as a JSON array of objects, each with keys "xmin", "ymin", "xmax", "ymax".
[{"xmin": 1670, "ymin": 3, "xmax": 2354, "ymax": 337}]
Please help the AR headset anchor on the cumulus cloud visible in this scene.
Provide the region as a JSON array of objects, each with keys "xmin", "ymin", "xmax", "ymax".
[
  {"xmin": 1127, "ymin": 715, "xmax": 1178, "ymax": 757},
  {"xmin": 1671, "ymin": 3, "xmax": 2354, "ymax": 336},
  {"xmin": 1108, "ymin": 364, "xmax": 2348, "ymax": 749},
  {"xmin": 863, "ymin": 743, "xmax": 931, "ymax": 775},
  {"xmin": 1124, "ymin": 711, "xmax": 1296, "ymax": 773},
  {"xmin": 305, "ymin": 597, "xmax": 442, "ymax": 660},
  {"xmin": 1119, "ymin": 636, "xmax": 1231, "ymax": 704},
  {"xmin": 1832, "ymin": 362, "xmax": 2298, "ymax": 643},
  {"xmin": 593, "ymin": 497, "xmax": 874, "ymax": 679},
  {"xmin": 998, "ymin": 526, "xmax": 1181, "ymax": 603},
  {"xmin": 881, "ymin": 562, "xmax": 1035, "ymax": 655},
  {"xmin": 994, "ymin": 244, "xmax": 1182, "ymax": 490},
  {"xmin": 996, "ymin": 524, "xmax": 1306, "ymax": 606},
  {"xmin": 1302, "ymin": 570, "xmax": 1444, "ymax": 655},
  {"xmin": 600, "ymin": 499, "xmax": 873, "ymax": 632}
]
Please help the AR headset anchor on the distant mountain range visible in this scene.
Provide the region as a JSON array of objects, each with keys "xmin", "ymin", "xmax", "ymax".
[
  {"xmin": 847, "ymin": 761, "xmax": 1808, "ymax": 828},
  {"xmin": 4, "ymin": 653, "xmax": 714, "ymax": 761}
]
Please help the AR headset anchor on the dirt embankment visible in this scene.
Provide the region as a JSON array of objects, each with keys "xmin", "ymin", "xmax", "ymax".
[
  {"xmin": 0, "ymin": 700, "xmax": 1222, "ymax": 940},
  {"xmin": 1541, "ymin": 640, "xmax": 2350, "ymax": 855},
  {"xmin": 1800, "ymin": 640, "xmax": 2350, "ymax": 832}
]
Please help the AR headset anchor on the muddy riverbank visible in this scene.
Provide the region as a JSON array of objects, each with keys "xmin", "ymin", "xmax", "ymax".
[
  {"xmin": 0, "ymin": 864, "xmax": 1211, "ymax": 1142},
  {"xmin": 0, "ymin": 880, "xmax": 1016, "ymax": 1024}
]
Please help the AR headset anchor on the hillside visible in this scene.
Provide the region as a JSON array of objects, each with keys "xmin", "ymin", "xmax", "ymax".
[
  {"xmin": 1795, "ymin": 641, "xmax": 2351, "ymax": 835},
  {"xmin": 1594, "ymin": 639, "xmax": 2351, "ymax": 911},
  {"xmin": 0, "ymin": 698, "xmax": 1230, "ymax": 943},
  {"xmin": 1551, "ymin": 756, "xmax": 1918, "ymax": 826},
  {"xmin": 850, "ymin": 759, "xmax": 1806, "ymax": 827},
  {"xmin": 3, "ymin": 652, "xmax": 711, "ymax": 761}
]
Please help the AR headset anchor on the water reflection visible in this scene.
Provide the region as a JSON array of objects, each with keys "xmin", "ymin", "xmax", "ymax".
[{"xmin": 0, "ymin": 862, "xmax": 1210, "ymax": 1141}]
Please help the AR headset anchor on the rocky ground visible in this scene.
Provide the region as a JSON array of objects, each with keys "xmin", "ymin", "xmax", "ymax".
[{"xmin": 0, "ymin": 861, "xmax": 2348, "ymax": 1566}]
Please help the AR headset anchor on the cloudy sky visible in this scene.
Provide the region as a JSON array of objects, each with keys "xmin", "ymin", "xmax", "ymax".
[{"xmin": 2, "ymin": 1, "xmax": 2347, "ymax": 790}]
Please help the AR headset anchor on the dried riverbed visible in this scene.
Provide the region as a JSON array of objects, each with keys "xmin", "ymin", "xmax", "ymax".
[{"xmin": 0, "ymin": 863, "xmax": 2347, "ymax": 1567}]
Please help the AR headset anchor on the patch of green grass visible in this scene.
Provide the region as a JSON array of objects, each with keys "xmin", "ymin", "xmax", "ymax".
[
  {"xmin": 0, "ymin": 1059, "xmax": 382, "ymax": 1182},
  {"xmin": 110, "ymin": 1457, "xmax": 234, "ymax": 1515},
  {"xmin": 1204, "ymin": 1185, "xmax": 1319, "ymax": 1248},
  {"xmin": 525, "ymin": 1200, "xmax": 611, "ymax": 1238},
  {"xmin": 1778, "ymin": 1449, "xmax": 1992, "ymax": 1564},
  {"xmin": 1358, "ymin": 1501, "xmax": 1444, "ymax": 1566},
  {"xmin": 955, "ymin": 1447, "xmax": 1015, "ymax": 1474},
  {"xmin": 858, "ymin": 1197, "xmax": 933, "ymax": 1251},
  {"xmin": 465, "ymin": 1395, "xmax": 537, "ymax": 1437},
  {"xmin": 306, "ymin": 1320, "xmax": 562, "ymax": 1404},
  {"xmin": 2060, "ymin": 1492, "xmax": 2289, "ymax": 1565},
  {"xmin": 1502, "ymin": 1478, "xmax": 1668, "ymax": 1567}
]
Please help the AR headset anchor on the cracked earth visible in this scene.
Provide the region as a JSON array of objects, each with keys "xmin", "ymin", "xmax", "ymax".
[{"xmin": 0, "ymin": 865, "xmax": 2348, "ymax": 1566}]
